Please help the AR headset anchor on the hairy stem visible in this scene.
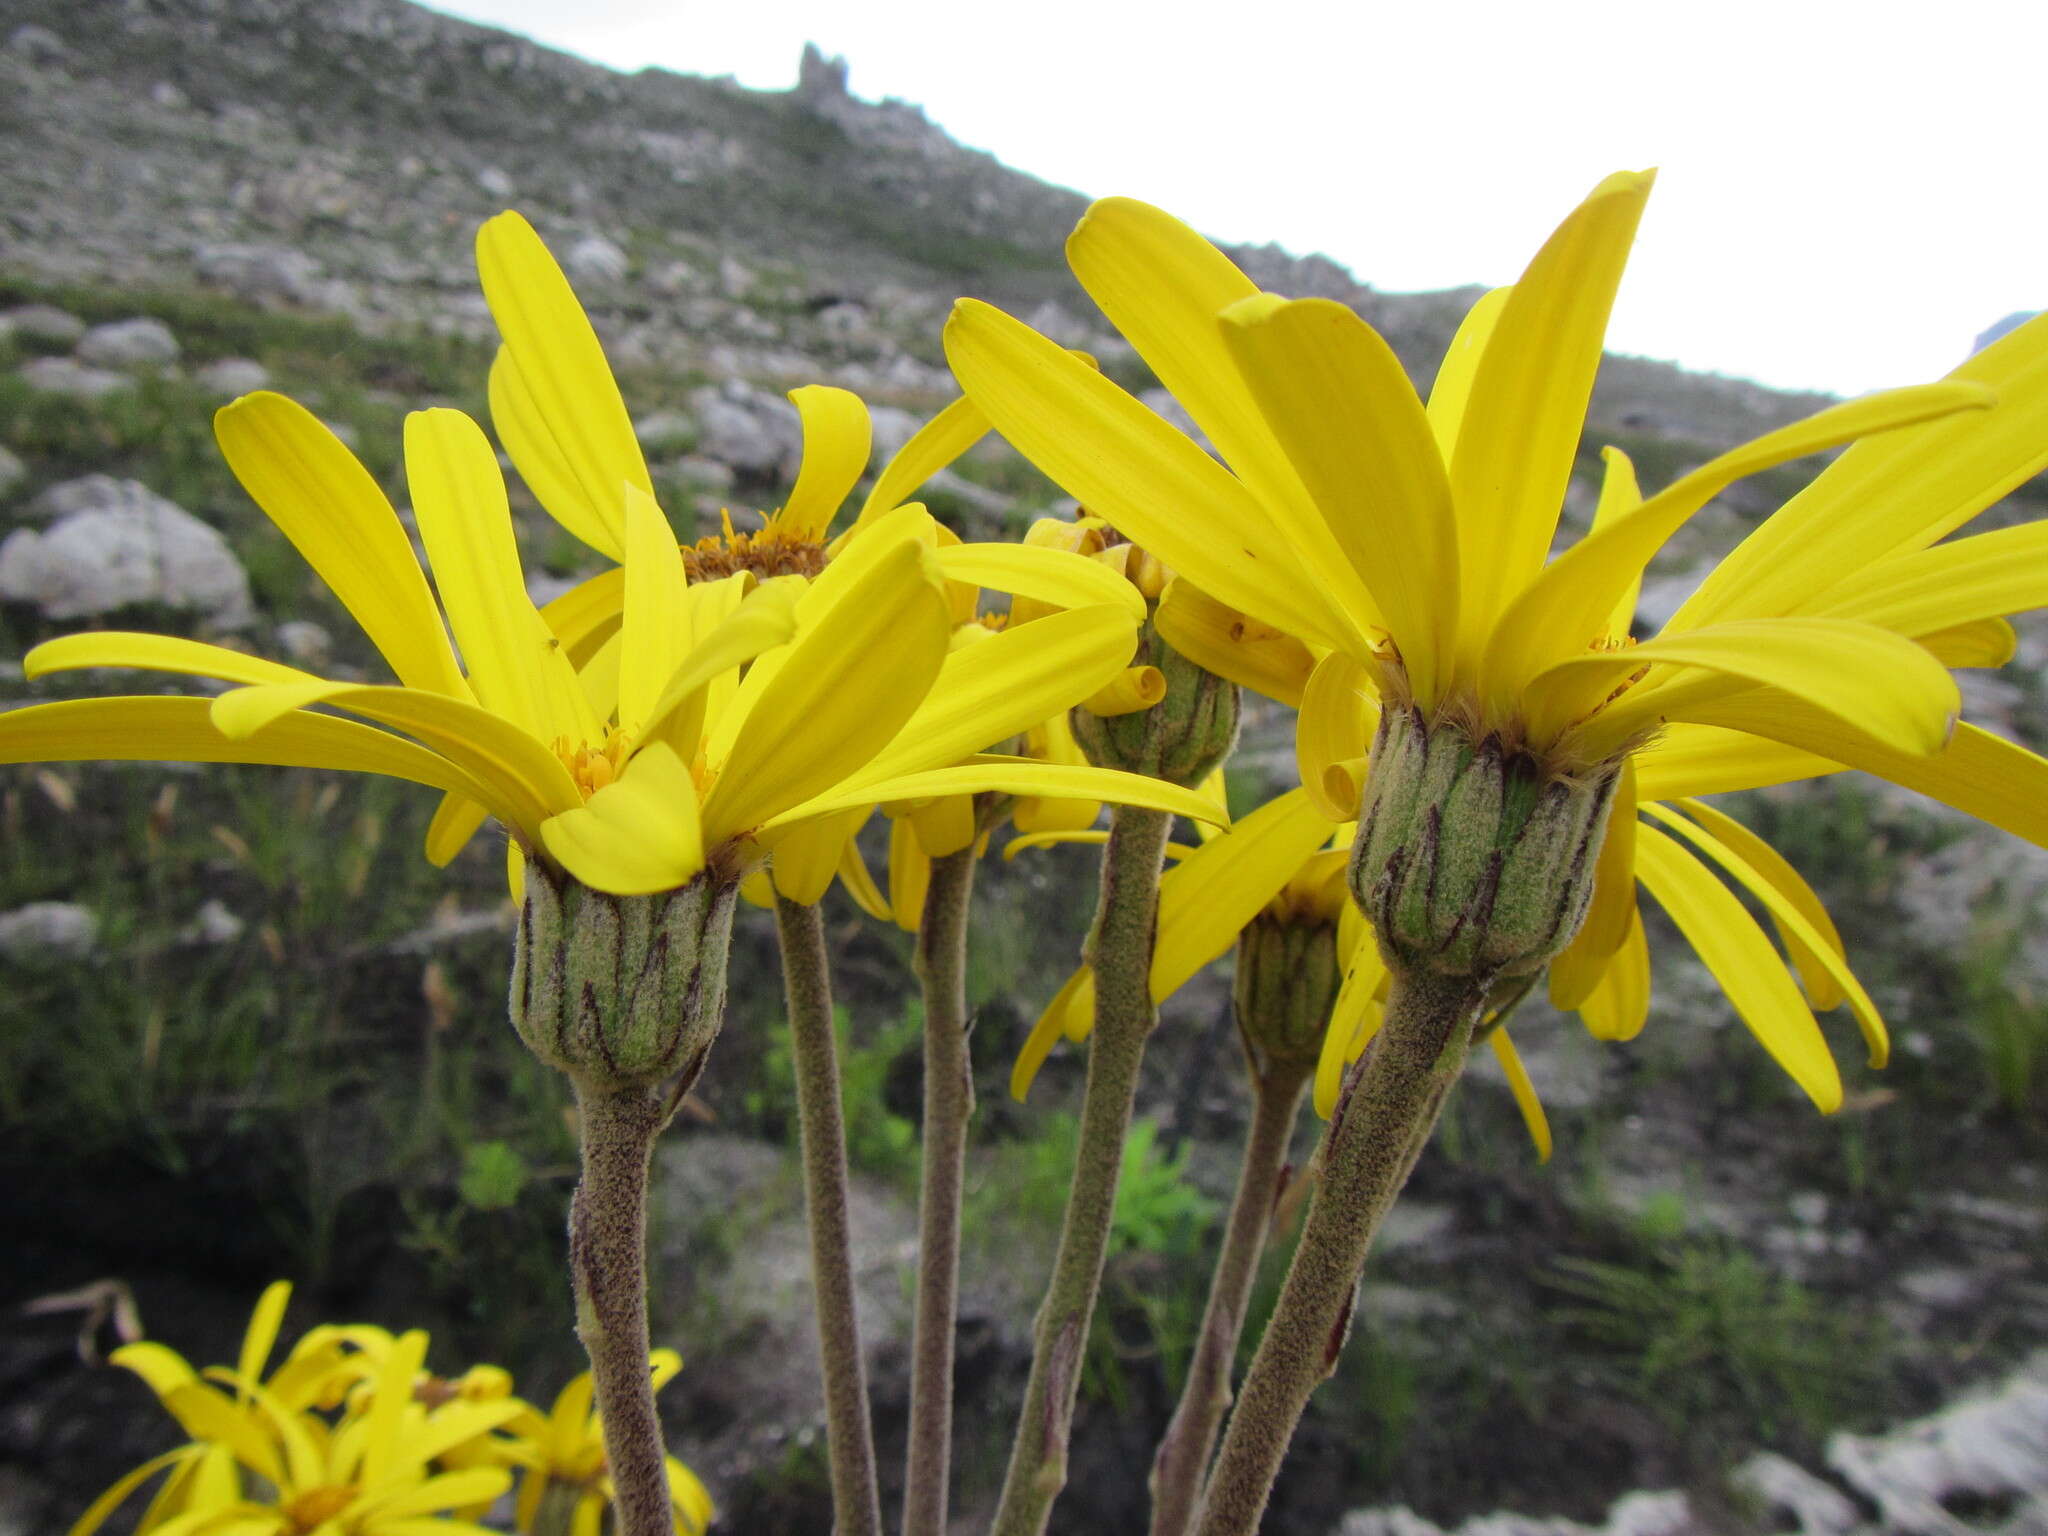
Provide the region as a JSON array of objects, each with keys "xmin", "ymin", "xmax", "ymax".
[
  {"xmin": 990, "ymin": 804, "xmax": 1174, "ymax": 1536},
  {"xmin": 774, "ymin": 895, "xmax": 883, "ymax": 1536},
  {"xmin": 569, "ymin": 1082, "xmax": 673, "ymax": 1536},
  {"xmin": 1193, "ymin": 969, "xmax": 1486, "ymax": 1536},
  {"xmin": 1148, "ymin": 1062, "xmax": 1309, "ymax": 1536},
  {"xmin": 902, "ymin": 847, "xmax": 978, "ymax": 1536}
]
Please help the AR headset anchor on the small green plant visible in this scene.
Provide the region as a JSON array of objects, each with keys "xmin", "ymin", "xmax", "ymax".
[
  {"xmin": 1962, "ymin": 928, "xmax": 2048, "ymax": 1117},
  {"xmin": 1545, "ymin": 1239, "xmax": 1887, "ymax": 1442}
]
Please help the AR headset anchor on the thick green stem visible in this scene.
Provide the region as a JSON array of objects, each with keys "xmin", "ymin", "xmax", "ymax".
[
  {"xmin": 774, "ymin": 895, "xmax": 884, "ymax": 1536},
  {"xmin": 568, "ymin": 1082, "xmax": 673, "ymax": 1536},
  {"xmin": 1193, "ymin": 969, "xmax": 1486, "ymax": 1536},
  {"xmin": 1148, "ymin": 1063, "xmax": 1309, "ymax": 1536},
  {"xmin": 902, "ymin": 847, "xmax": 978, "ymax": 1536},
  {"xmin": 991, "ymin": 804, "xmax": 1173, "ymax": 1536}
]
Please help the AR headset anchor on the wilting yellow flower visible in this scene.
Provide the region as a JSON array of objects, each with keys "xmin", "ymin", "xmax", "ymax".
[
  {"xmin": 946, "ymin": 175, "xmax": 2048, "ymax": 1113},
  {"xmin": 5, "ymin": 393, "xmax": 1212, "ymax": 897},
  {"xmin": 74, "ymin": 1288, "xmax": 519, "ymax": 1536},
  {"xmin": 504, "ymin": 1352, "xmax": 713, "ymax": 1536}
]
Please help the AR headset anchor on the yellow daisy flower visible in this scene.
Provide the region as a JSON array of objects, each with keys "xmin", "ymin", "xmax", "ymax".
[
  {"xmin": 74, "ymin": 1289, "xmax": 520, "ymax": 1536},
  {"xmin": 466, "ymin": 211, "xmax": 1202, "ymax": 902},
  {"xmin": 4, "ymin": 392, "xmax": 1211, "ymax": 899},
  {"xmin": 944, "ymin": 176, "xmax": 2048, "ymax": 1114}
]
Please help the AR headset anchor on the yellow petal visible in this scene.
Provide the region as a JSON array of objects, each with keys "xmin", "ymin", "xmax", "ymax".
[
  {"xmin": 539, "ymin": 565, "xmax": 626, "ymax": 669},
  {"xmin": 1012, "ymin": 965, "xmax": 1096, "ymax": 1099},
  {"xmin": 888, "ymin": 813, "xmax": 932, "ymax": 931},
  {"xmin": 1065, "ymin": 198, "xmax": 1291, "ymax": 505},
  {"xmin": 1488, "ymin": 1030, "xmax": 1552, "ymax": 1163},
  {"xmin": 354, "ymin": 1329, "xmax": 429, "ymax": 1486},
  {"xmin": 1315, "ymin": 932, "xmax": 1388, "ymax": 1118},
  {"xmin": 234, "ymin": 1282, "xmax": 292, "ymax": 1401},
  {"xmin": 210, "ymin": 681, "xmax": 578, "ymax": 844},
  {"xmin": 781, "ymin": 756, "xmax": 1226, "ymax": 831},
  {"xmin": 1919, "ymin": 617, "xmax": 2018, "ymax": 669},
  {"xmin": 833, "ymin": 604, "xmax": 1140, "ymax": 794},
  {"xmin": 771, "ymin": 807, "xmax": 869, "ymax": 905},
  {"xmin": 1150, "ymin": 787, "xmax": 1334, "ymax": 1002},
  {"xmin": 1154, "ymin": 578, "xmax": 1317, "ymax": 708},
  {"xmin": 475, "ymin": 211, "xmax": 651, "ymax": 558},
  {"xmin": 540, "ymin": 741, "xmax": 705, "ymax": 895},
  {"xmin": 25, "ymin": 632, "xmax": 317, "ymax": 689},
  {"xmin": 1666, "ymin": 706, "xmax": 2048, "ymax": 852},
  {"xmin": 619, "ymin": 482, "xmax": 694, "ymax": 735},
  {"xmin": 0, "ymin": 696, "xmax": 492, "ymax": 803},
  {"xmin": 1676, "ymin": 309, "xmax": 2048, "ymax": 630},
  {"xmin": 834, "ymin": 827, "xmax": 892, "ymax": 923},
  {"xmin": 406, "ymin": 408, "xmax": 597, "ymax": 745},
  {"xmin": 1062, "ymin": 197, "xmax": 1365, "ymax": 651},
  {"xmin": 1296, "ymin": 650, "xmax": 1379, "ymax": 821},
  {"xmin": 1809, "ymin": 521, "xmax": 2048, "ymax": 639},
  {"xmin": 1548, "ymin": 760, "xmax": 1639, "ymax": 1010},
  {"xmin": 781, "ymin": 386, "xmax": 872, "ymax": 540},
  {"xmin": 1080, "ymin": 665, "xmax": 1166, "ymax": 717},
  {"xmin": 1576, "ymin": 906, "xmax": 1651, "ymax": 1042},
  {"xmin": 851, "ymin": 395, "xmax": 991, "ymax": 531},
  {"xmin": 1010, "ymin": 708, "xmax": 1103, "ymax": 835},
  {"xmin": 1424, "ymin": 286, "xmax": 1511, "ymax": 458},
  {"xmin": 1531, "ymin": 618, "xmax": 1959, "ymax": 762},
  {"xmin": 1665, "ymin": 796, "xmax": 1847, "ymax": 1010},
  {"xmin": 937, "ymin": 541, "xmax": 1147, "ymax": 623},
  {"xmin": 943, "ymin": 297, "xmax": 1333, "ymax": 647},
  {"xmin": 355, "ymin": 1469, "xmax": 512, "ymax": 1522},
  {"xmin": 635, "ymin": 577, "xmax": 802, "ymax": 766},
  {"xmin": 1219, "ymin": 293, "xmax": 1456, "ymax": 702},
  {"xmin": 65, "ymin": 1447, "xmax": 196, "ymax": 1536},
  {"xmin": 214, "ymin": 392, "xmax": 468, "ymax": 697},
  {"xmin": 701, "ymin": 539, "xmax": 950, "ymax": 843},
  {"xmin": 1450, "ymin": 171, "xmax": 1653, "ymax": 666},
  {"xmin": 1634, "ymin": 824, "xmax": 1842, "ymax": 1112},
  {"xmin": 1632, "ymin": 722, "xmax": 1838, "ymax": 799},
  {"xmin": 1590, "ymin": 446, "xmax": 1645, "ymax": 638},
  {"xmin": 1483, "ymin": 380, "xmax": 1994, "ymax": 711},
  {"xmin": 1646, "ymin": 803, "xmax": 1884, "ymax": 1064},
  {"xmin": 490, "ymin": 346, "xmax": 626, "ymax": 561}
]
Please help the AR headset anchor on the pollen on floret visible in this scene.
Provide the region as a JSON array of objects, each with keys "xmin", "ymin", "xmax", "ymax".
[
  {"xmin": 553, "ymin": 728, "xmax": 633, "ymax": 799},
  {"xmin": 683, "ymin": 507, "xmax": 829, "ymax": 581}
]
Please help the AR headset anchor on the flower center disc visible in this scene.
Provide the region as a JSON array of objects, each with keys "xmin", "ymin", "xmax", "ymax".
[{"xmin": 683, "ymin": 511, "xmax": 828, "ymax": 582}]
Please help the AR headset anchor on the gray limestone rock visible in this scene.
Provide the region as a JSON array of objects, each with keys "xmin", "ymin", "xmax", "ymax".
[
  {"xmin": 193, "ymin": 357, "xmax": 272, "ymax": 397},
  {"xmin": 0, "ymin": 477, "xmax": 254, "ymax": 627},
  {"xmin": 18, "ymin": 356, "xmax": 131, "ymax": 400},
  {"xmin": 632, "ymin": 409, "xmax": 696, "ymax": 454},
  {"xmin": 75, "ymin": 317, "xmax": 180, "ymax": 368},
  {"xmin": 273, "ymin": 619, "xmax": 332, "ymax": 665},
  {"xmin": 688, "ymin": 381, "xmax": 800, "ymax": 478},
  {"xmin": 0, "ymin": 902, "xmax": 97, "ymax": 962},
  {"xmin": 2, "ymin": 304, "xmax": 86, "ymax": 348},
  {"xmin": 194, "ymin": 243, "xmax": 324, "ymax": 303},
  {"xmin": 564, "ymin": 234, "xmax": 629, "ymax": 284},
  {"xmin": 1826, "ymin": 1351, "xmax": 2048, "ymax": 1533}
]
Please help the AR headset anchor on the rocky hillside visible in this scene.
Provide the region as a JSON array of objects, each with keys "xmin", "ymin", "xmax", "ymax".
[{"xmin": 0, "ymin": 0, "xmax": 1825, "ymax": 443}]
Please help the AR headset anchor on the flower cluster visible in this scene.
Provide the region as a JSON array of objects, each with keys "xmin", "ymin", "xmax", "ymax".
[{"xmin": 74, "ymin": 1282, "xmax": 711, "ymax": 1536}]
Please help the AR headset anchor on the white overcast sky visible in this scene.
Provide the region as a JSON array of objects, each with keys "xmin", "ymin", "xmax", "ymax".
[{"xmin": 419, "ymin": 0, "xmax": 2042, "ymax": 397}]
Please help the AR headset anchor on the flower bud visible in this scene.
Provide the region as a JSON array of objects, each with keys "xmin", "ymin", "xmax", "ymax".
[
  {"xmin": 509, "ymin": 863, "xmax": 737, "ymax": 1092},
  {"xmin": 1350, "ymin": 707, "xmax": 1616, "ymax": 980},
  {"xmin": 1234, "ymin": 910, "xmax": 1343, "ymax": 1076},
  {"xmin": 1072, "ymin": 615, "xmax": 1240, "ymax": 786}
]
